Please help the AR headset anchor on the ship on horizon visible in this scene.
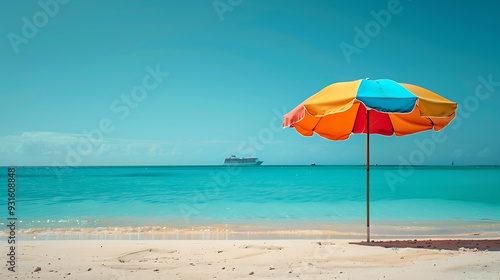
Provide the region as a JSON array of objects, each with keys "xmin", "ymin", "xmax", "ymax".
[{"xmin": 223, "ymin": 155, "xmax": 263, "ymax": 166}]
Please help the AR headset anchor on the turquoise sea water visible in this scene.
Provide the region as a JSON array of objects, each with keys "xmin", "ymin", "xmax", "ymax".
[{"xmin": 1, "ymin": 166, "xmax": 499, "ymax": 238}]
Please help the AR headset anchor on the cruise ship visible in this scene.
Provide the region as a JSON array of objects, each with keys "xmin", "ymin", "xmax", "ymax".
[{"xmin": 223, "ymin": 155, "xmax": 263, "ymax": 166}]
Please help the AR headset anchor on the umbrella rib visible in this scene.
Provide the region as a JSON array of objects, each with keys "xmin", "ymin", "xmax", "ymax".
[
  {"xmin": 416, "ymin": 104, "xmax": 435, "ymax": 127},
  {"xmin": 311, "ymin": 116, "xmax": 323, "ymax": 132},
  {"xmin": 429, "ymin": 117, "xmax": 435, "ymax": 126}
]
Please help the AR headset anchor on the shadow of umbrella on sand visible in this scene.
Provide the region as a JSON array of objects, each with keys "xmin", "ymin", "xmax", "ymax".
[
  {"xmin": 351, "ymin": 239, "xmax": 500, "ymax": 251},
  {"xmin": 282, "ymin": 78, "xmax": 457, "ymax": 242}
]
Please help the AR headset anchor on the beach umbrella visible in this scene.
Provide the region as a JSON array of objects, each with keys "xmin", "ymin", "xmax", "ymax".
[{"xmin": 282, "ymin": 78, "xmax": 457, "ymax": 242}]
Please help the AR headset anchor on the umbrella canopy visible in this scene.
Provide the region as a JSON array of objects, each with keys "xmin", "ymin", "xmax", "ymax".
[
  {"xmin": 283, "ymin": 78, "xmax": 457, "ymax": 139},
  {"xmin": 283, "ymin": 78, "xmax": 457, "ymax": 241}
]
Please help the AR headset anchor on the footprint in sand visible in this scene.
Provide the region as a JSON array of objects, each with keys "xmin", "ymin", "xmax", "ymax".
[
  {"xmin": 116, "ymin": 248, "xmax": 178, "ymax": 263},
  {"xmin": 102, "ymin": 248, "xmax": 181, "ymax": 272}
]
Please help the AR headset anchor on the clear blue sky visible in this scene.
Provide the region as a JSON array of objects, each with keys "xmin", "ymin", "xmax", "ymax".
[{"xmin": 1, "ymin": 0, "xmax": 499, "ymax": 166}]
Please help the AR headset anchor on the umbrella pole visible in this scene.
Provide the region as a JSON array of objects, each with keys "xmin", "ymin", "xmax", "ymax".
[{"xmin": 366, "ymin": 110, "xmax": 370, "ymax": 243}]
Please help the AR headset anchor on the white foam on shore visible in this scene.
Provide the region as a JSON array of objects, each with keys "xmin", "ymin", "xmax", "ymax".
[{"xmin": 3, "ymin": 220, "xmax": 500, "ymax": 241}]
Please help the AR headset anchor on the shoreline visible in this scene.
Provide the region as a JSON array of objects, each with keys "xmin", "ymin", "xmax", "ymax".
[{"xmin": 3, "ymin": 220, "xmax": 500, "ymax": 241}]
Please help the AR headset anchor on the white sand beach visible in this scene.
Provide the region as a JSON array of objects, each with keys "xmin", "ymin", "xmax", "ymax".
[{"xmin": 3, "ymin": 239, "xmax": 499, "ymax": 279}]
